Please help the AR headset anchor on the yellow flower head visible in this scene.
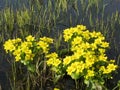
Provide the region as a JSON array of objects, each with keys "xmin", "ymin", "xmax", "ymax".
[
  {"xmin": 54, "ymin": 88, "xmax": 60, "ymax": 90},
  {"xmin": 46, "ymin": 52, "xmax": 58, "ymax": 58},
  {"xmin": 71, "ymin": 36, "xmax": 83, "ymax": 46},
  {"xmin": 77, "ymin": 25, "xmax": 86, "ymax": 30},
  {"xmin": 100, "ymin": 63, "xmax": 117, "ymax": 74},
  {"xmin": 37, "ymin": 41, "xmax": 49, "ymax": 53},
  {"xmin": 26, "ymin": 35, "xmax": 35, "ymax": 41},
  {"xmin": 67, "ymin": 61, "xmax": 85, "ymax": 76},
  {"xmin": 63, "ymin": 56, "xmax": 73, "ymax": 65},
  {"xmin": 15, "ymin": 54, "xmax": 21, "ymax": 62},
  {"xmin": 105, "ymin": 64, "xmax": 117, "ymax": 73},
  {"xmin": 4, "ymin": 39, "xmax": 16, "ymax": 53},
  {"xmin": 40, "ymin": 37, "xmax": 53, "ymax": 43},
  {"xmin": 46, "ymin": 53, "xmax": 61, "ymax": 67},
  {"xmin": 47, "ymin": 58, "xmax": 61, "ymax": 67},
  {"xmin": 85, "ymin": 70, "xmax": 94, "ymax": 79},
  {"xmin": 63, "ymin": 28, "xmax": 73, "ymax": 42}
]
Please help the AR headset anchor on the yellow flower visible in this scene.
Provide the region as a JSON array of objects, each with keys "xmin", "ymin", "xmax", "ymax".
[
  {"xmin": 67, "ymin": 65, "xmax": 76, "ymax": 75},
  {"xmin": 13, "ymin": 48, "xmax": 21, "ymax": 56},
  {"xmin": 47, "ymin": 58, "xmax": 61, "ymax": 67},
  {"xmin": 85, "ymin": 70, "xmax": 94, "ymax": 79},
  {"xmin": 98, "ymin": 48, "xmax": 105, "ymax": 54},
  {"xmin": 25, "ymin": 54, "xmax": 35, "ymax": 61},
  {"xmin": 63, "ymin": 56, "xmax": 73, "ymax": 65},
  {"xmin": 67, "ymin": 61, "xmax": 85, "ymax": 75},
  {"xmin": 46, "ymin": 58, "xmax": 53, "ymax": 66},
  {"xmin": 37, "ymin": 41, "xmax": 48, "ymax": 48},
  {"xmin": 3, "ymin": 39, "xmax": 16, "ymax": 53},
  {"xmin": 76, "ymin": 62, "xmax": 85, "ymax": 73},
  {"xmin": 90, "ymin": 31, "xmax": 103, "ymax": 38},
  {"xmin": 12, "ymin": 38, "xmax": 22, "ymax": 44},
  {"xmin": 94, "ymin": 36, "xmax": 105, "ymax": 45},
  {"xmin": 71, "ymin": 45, "xmax": 81, "ymax": 51},
  {"xmin": 26, "ymin": 35, "xmax": 35, "ymax": 41},
  {"xmin": 21, "ymin": 45, "xmax": 29, "ymax": 52},
  {"xmin": 84, "ymin": 51, "xmax": 95, "ymax": 59},
  {"xmin": 94, "ymin": 38, "xmax": 102, "ymax": 44},
  {"xmin": 99, "ymin": 66, "xmax": 106, "ymax": 72},
  {"xmin": 40, "ymin": 37, "xmax": 53, "ymax": 43},
  {"xmin": 21, "ymin": 42, "xmax": 32, "ymax": 52},
  {"xmin": 110, "ymin": 59, "xmax": 115, "ymax": 63},
  {"xmin": 24, "ymin": 49, "xmax": 32, "ymax": 54},
  {"xmin": 46, "ymin": 52, "xmax": 58, "ymax": 58},
  {"xmin": 91, "ymin": 43, "xmax": 97, "ymax": 50},
  {"xmin": 98, "ymin": 54, "xmax": 107, "ymax": 61},
  {"xmin": 15, "ymin": 54, "xmax": 21, "ymax": 61},
  {"xmin": 54, "ymin": 88, "xmax": 60, "ymax": 90},
  {"xmin": 77, "ymin": 25, "xmax": 86, "ymax": 30},
  {"xmin": 53, "ymin": 59, "xmax": 61, "ymax": 67},
  {"xmin": 37, "ymin": 41, "xmax": 49, "ymax": 53},
  {"xmin": 85, "ymin": 58, "xmax": 95, "ymax": 68},
  {"xmin": 82, "ymin": 42, "xmax": 90, "ymax": 49},
  {"xmin": 101, "ymin": 42, "xmax": 109, "ymax": 48},
  {"xmin": 105, "ymin": 64, "xmax": 117, "ymax": 73},
  {"xmin": 100, "ymin": 64, "xmax": 117, "ymax": 74},
  {"xmin": 63, "ymin": 28, "xmax": 73, "ymax": 42},
  {"xmin": 82, "ymin": 30, "xmax": 90, "ymax": 40},
  {"xmin": 72, "ymin": 51, "xmax": 83, "ymax": 60},
  {"xmin": 107, "ymin": 64, "xmax": 117, "ymax": 70},
  {"xmin": 71, "ymin": 36, "xmax": 82, "ymax": 46}
]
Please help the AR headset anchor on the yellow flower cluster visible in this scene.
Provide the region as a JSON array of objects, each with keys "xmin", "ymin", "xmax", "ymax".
[
  {"xmin": 37, "ymin": 37, "xmax": 53, "ymax": 53},
  {"xmin": 67, "ymin": 61, "xmax": 85, "ymax": 76},
  {"xmin": 100, "ymin": 63, "xmax": 117, "ymax": 74},
  {"xmin": 46, "ymin": 25, "xmax": 117, "ymax": 81},
  {"xmin": 46, "ymin": 52, "xmax": 61, "ymax": 72},
  {"xmin": 3, "ymin": 38, "xmax": 21, "ymax": 53},
  {"xmin": 62, "ymin": 25, "xmax": 118, "ymax": 80},
  {"xmin": 63, "ymin": 25, "xmax": 86, "ymax": 42},
  {"xmin": 85, "ymin": 70, "xmax": 95, "ymax": 79},
  {"xmin": 4, "ymin": 35, "xmax": 53, "ymax": 65}
]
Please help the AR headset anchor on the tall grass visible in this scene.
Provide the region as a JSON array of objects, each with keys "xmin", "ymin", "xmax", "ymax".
[{"xmin": 0, "ymin": 0, "xmax": 120, "ymax": 89}]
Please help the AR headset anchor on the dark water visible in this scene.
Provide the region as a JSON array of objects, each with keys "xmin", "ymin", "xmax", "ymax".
[
  {"xmin": 0, "ymin": 0, "xmax": 120, "ymax": 89},
  {"xmin": 0, "ymin": 0, "xmax": 120, "ymax": 11}
]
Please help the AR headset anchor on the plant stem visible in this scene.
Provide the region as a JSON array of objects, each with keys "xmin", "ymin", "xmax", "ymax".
[
  {"xmin": 75, "ymin": 79, "xmax": 79, "ymax": 89},
  {"xmin": 26, "ymin": 73, "xmax": 30, "ymax": 90}
]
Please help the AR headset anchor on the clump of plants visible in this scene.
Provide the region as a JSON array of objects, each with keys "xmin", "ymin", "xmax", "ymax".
[
  {"xmin": 46, "ymin": 25, "xmax": 118, "ymax": 89},
  {"xmin": 3, "ymin": 35, "xmax": 54, "ymax": 89},
  {"xmin": 3, "ymin": 35, "xmax": 53, "ymax": 72}
]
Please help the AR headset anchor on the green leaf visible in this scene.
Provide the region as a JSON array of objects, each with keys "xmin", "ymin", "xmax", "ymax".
[
  {"xmin": 27, "ymin": 64, "xmax": 36, "ymax": 73},
  {"xmin": 54, "ymin": 74, "xmax": 61, "ymax": 83},
  {"xmin": 71, "ymin": 72, "xmax": 80, "ymax": 80}
]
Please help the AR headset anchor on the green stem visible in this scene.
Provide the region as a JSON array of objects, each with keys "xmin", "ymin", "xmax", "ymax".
[
  {"xmin": 75, "ymin": 79, "xmax": 79, "ymax": 89},
  {"xmin": 26, "ymin": 73, "xmax": 30, "ymax": 90},
  {"xmin": 112, "ymin": 86, "xmax": 118, "ymax": 90}
]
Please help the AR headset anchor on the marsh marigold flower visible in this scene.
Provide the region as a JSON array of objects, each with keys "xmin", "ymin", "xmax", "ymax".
[
  {"xmin": 54, "ymin": 88, "xmax": 60, "ymax": 90},
  {"xmin": 85, "ymin": 70, "xmax": 95, "ymax": 79},
  {"xmin": 26, "ymin": 35, "xmax": 35, "ymax": 41},
  {"xmin": 4, "ymin": 39, "xmax": 16, "ymax": 53}
]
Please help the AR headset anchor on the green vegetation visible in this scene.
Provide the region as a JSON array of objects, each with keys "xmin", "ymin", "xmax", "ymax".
[{"xmin": 0, "ymin": 0, "xmax": 120, "ymax": 90}]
